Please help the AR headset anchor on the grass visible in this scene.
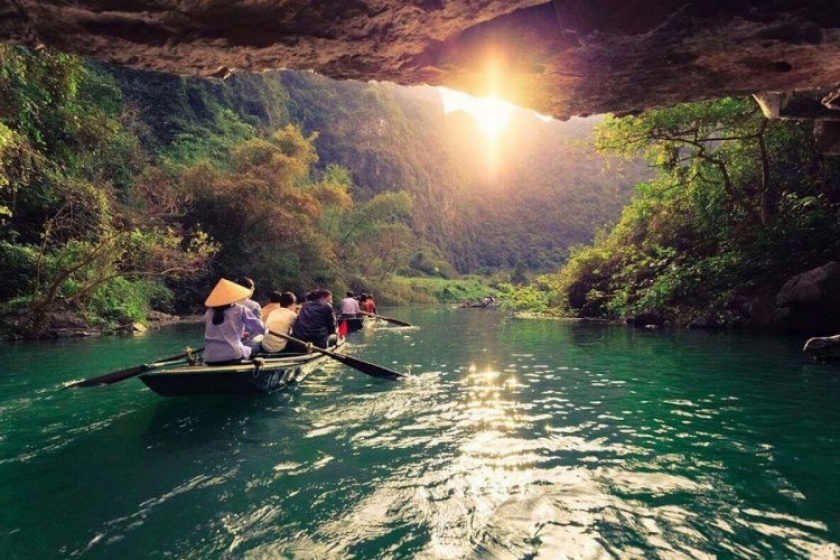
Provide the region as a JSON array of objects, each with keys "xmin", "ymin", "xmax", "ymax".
[{"xmin": 381, "ymin": 275, "xmax": 499, "ymax": 305}]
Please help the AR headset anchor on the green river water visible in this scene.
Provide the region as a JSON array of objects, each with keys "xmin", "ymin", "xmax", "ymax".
[{"xmin": 1, "ymin": 307, "xmax": 839, "ymax": 559}]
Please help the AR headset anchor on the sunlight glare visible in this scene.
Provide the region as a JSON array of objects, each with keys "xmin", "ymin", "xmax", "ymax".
[{"xmin": 439, "ymin": 88, "xmax": 516, "ymax": 141}]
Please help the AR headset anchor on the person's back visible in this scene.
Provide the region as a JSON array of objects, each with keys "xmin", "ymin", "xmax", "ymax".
[
  {"xmin": 292, "ymin": 289, "xmax": 336, "ymax": 348},
  {"xmin": 237, "ymin": 277, "xmax": 262, "ymax": 318},
  {"xmin": 259, "ymin": 292, "xmax": 299, "ymax": 354},
  {"xmin": 360, "ymin": 294, "xmax": 376, "ymax": 315},
  {"xmin": 261, "ymin": 290, "xmax": 283, "ymax": 322},
  {"xmin": 340, "ymin": 291, "xmax": 361, "ymax": 317},
  {"xmin": 203, "ymin": 279, "xmax": 266, "ymax": 364}
]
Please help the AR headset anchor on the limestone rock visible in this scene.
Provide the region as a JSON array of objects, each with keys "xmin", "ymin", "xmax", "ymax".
[
  {"xmin": 1, "ymin": 1, "xmax": 839, "ymax": 122},
  {"xmin": 744, "ymin": 296, "xmax": 776, "ymax": 330},
  {"xmin": 803, "ymin": 334, "xmax": 840, "ymax": 362},
  {"xmin": 626, "ymin": 310, "xmax": 664, "ymax": 329},
  {"xmin": 775, "ymin": 261, "xmax": 840, "ymax": 334},
  {"xmin": 146, "ymin": 310, "xmax": 181, "ymax": 329}
]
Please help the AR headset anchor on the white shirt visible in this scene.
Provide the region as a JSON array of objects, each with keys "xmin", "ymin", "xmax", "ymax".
[
  {"xmin": 260, "ymin": 307, "xmax": 298, "ymax": 353},
  {"xmin": 340, "ymin": 296, "xmax": 361, "ymax": 315}
]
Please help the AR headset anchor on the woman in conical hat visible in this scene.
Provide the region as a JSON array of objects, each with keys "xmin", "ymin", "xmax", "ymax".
[
  {"xmin": 205, "ymin": 278, "xmax": 253, "ymax": 307},
  {"xmin": 203, "ymin": 278, "xmax": 265, "ymax": 364}
]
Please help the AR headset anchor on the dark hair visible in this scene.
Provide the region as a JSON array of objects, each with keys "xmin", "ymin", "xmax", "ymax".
[
  {"xmin": 359, "ymin": 294, "xmax": 368, "ymax": 302},
  {"xmin": 304, "ymin": 290, "xmax": 317, "ymax": 301},
  {"xmin": 212, "ymin": 306, "xmax": 228, "ymax": 325},
  {"xmin": 279, "ymin": 291, "xmax": 296, "ymax": 307},
  {"xmin": 313, "ymin": 288, "xmax": 332, "ymax": 300},
  {"xmin": 346, "ymin": 291, "xmax": 354, "ymax": 298},
  {"xmin": 268, "ymin": 290, "xmax": 283, "ymax": 303},
  {"xmin": 237, "ymin": 277, "xmax": 255, "ymax": 290}
]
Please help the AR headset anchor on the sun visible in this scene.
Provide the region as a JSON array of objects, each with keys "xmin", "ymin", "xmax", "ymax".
[{"xmin": 438, "ymin": 88, "xmax": 516, "ymax": 141}]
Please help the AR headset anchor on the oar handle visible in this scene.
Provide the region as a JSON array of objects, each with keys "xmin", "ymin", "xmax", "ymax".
[
  {"xmin": 268, "ymin": 330, "xmax": 407, "ymax": 380},
  {"xmin": 66, "ymin": 345, "xmax": 204, "ymax": 388},
  {"xmin": 270, "ymin": 331, "xmax": 333, "ymax": 356}
]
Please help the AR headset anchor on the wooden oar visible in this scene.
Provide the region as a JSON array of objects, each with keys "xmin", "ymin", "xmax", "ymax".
[
  {"xmin": 360, "ymin": 312, "xmax": 413, "ymax": 327},
  {"xmin": 271, "ymin": 331, "xmax": 406, "ymax": 380},
  {"xmin": 66, "ymin": 346, "xmax": 204, "ymax": 388}
]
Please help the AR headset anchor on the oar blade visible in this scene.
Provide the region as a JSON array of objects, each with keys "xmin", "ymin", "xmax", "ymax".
[
  {"xmin": 362, "ymin": 312, "xmax": 413, "ymax": 327},
  {"xmin": 272, "ymin": 331, "xmax": 407, "ymax": 380},
  {"xmin": 378, "ymin": 315, "xmax": 413, "ymax": 327},
  {"xmin": 66, "ymin": 364, "xmax": 147, "ymax": 388},
  {"xmin": 324, "ymin": 351, "xmax": 406, "ymax": 380}
]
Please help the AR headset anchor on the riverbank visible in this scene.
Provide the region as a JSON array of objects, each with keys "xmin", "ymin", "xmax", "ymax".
[
  {"xmin": 0, "ymin": 310, "xmax": 204, "ymax": 341},
  {"xmin": 512, "ymin": 311, "xmax": 621, "ymax": 324}
]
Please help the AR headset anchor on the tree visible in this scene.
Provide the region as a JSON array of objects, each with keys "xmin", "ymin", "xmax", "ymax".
[
  {"xmin": 0, "ymin": 46, "xmax": 215, "ymax": 335},
  {"xmin": 546, "ymin": 97, "xmax": 840, "ymax": 323},
  {"xmin": 596, "ymin": 98, "xmax": 778, "ymax": 226}
]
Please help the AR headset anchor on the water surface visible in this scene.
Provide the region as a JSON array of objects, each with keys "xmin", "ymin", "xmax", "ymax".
[{"xmin": 1, "ymin": 309, "xmax": 839, "ymax": 558}]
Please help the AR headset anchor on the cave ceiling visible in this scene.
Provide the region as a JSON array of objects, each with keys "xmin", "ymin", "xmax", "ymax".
[{"xmin": 2, "ymin": 1, "xmax": 840, "ymax": 136}]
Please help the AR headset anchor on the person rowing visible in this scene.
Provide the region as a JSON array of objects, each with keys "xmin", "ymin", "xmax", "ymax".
[
  {"xmin": 203, "ymin": 278, "xmax": 266, "ymax": 365},
  {"xmin": 292, "ymin": 288, "xmax": 337, "ymax": 349}
]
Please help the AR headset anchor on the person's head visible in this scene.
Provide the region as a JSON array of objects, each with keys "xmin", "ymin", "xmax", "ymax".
[
  {"xmin": 345, "ymin": 291, "xmax": 354, "ymax": 298},
  {"xmin": 314, "ymin": 288, "xmax": 332, "ymax": 303},
  {"xmin": 237, "ymin": 277, "xmax": 255, "ymax": 295},
  {"xmin": 359, "ymin": 294, "xmax": 368, "ymax": 302},
  {"xmin": 268, "ymin": 290, "xmax": 283, "ymax": 303},
  {"xmin": 304, "ymin": 290, "xmax": 317, "ymax": 302},
  {"xmin": 204, "ymin": 278, "xmax": 252, "ymax": 325},
  {"xmin": 279, "ymin": 291, "xmax": 297, "ymax": 308}
]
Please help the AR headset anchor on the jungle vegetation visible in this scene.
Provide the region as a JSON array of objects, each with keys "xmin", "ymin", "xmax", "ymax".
[
  {"xmin": 507, "ymin": 97, "xmax": 840, "ymax": 327},
  {"xmin": 0, "ymin": 45, "xmax": 637, "ymax": 336}
]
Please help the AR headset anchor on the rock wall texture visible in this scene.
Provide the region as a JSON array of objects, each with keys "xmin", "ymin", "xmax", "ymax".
[{"xmin": 2, "ymin": 1, "xmax": 840, "ymax": 120}]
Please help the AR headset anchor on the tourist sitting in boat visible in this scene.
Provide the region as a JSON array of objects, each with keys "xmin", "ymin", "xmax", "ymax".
[
  {"xmin": 236, "ymin": 277, "xmax": 262, "ymax": 317},
  {"xmin": 292, "ymin": 288, "xmax": 337, "ymax": 349},
  {"xmin": 258, "ymin": 291, "xmax": 299, "ymax": 355},
  {"xmin": 261, "ymin": 290, "xmax": 283, "ymax": 322},
  {"xmin": 339, "ymin": 291, "xmax": 361, "ymax": 318},
  {"xmin": 235, "ymin": 276, "xmax": 264, "ymax": 348},
  {"xmin": 203, "ymin": 278, "xmax": 266, "ymax": 365}
]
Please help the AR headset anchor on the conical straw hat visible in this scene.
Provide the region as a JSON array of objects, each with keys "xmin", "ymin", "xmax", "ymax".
[{"xmin": 204, "ymin": 278, "xmax": 254, "ymax": 307}]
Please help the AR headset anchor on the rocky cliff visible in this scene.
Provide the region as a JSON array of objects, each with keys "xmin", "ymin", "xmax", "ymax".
[{"xmin": 2, "ymin": 1, "xmax": 840, "ymax": 145}]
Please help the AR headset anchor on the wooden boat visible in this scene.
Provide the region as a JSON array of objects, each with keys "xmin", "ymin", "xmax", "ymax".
[
  {"xmin": 139, "ymin": 347, "xmax": 336, "ymax": 396},
  {"xmin": 340, "ymin": 315, "xmax": 368, "ymax": 333},
  {"xmin": 68, "ymin": 330, "xmax": 405, "ymax": 393}
]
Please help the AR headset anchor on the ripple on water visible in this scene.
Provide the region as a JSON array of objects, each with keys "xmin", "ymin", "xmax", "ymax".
[{"xmin": 3, "ymin": 315, "xmax": 840, "ymax": 558}]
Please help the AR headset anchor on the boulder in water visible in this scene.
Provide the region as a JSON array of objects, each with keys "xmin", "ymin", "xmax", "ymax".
[
  {"xmin": 775, "ymin": 261, "xmax": 840, "ymax": 334},
  {"xmin": 803, "ymin": 334, "xmax": 840, "ymax": 363}
]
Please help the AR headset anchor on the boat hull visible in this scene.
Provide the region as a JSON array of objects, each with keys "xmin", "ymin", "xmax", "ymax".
[
  {"xmin": 139, "ymin": 352, "xmax": 329, "ymax": 396},
  {"xmin": 341, "ymin": 316, "xmax": 367, "ymax": 333}
]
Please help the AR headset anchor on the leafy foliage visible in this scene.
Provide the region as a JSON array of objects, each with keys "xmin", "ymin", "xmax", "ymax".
[
  {"xmin": 0, "ymin": 46, "xmax": 214, "ymax": 335},
  {"xmin": 545, "ymin": 98, "xmax": 840, "ymax": 324},
  {"xmin": 0, "ymin": 44, "xmax": 651, "ymax": 334}
]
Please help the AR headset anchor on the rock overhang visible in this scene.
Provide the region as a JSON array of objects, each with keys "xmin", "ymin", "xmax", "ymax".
[{"xmin": 2, "ymin": 0, "xmax": 839, "ymax": 142}]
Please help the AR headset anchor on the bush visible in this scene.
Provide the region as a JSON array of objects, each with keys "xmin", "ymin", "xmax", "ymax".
[
  {"xmin": 0, "ymin": 242, "xmax": 37, "ymax": 300},
  {"xmin": 87, "ymin": 277, "xmax": 174, "ymax": 326}
]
